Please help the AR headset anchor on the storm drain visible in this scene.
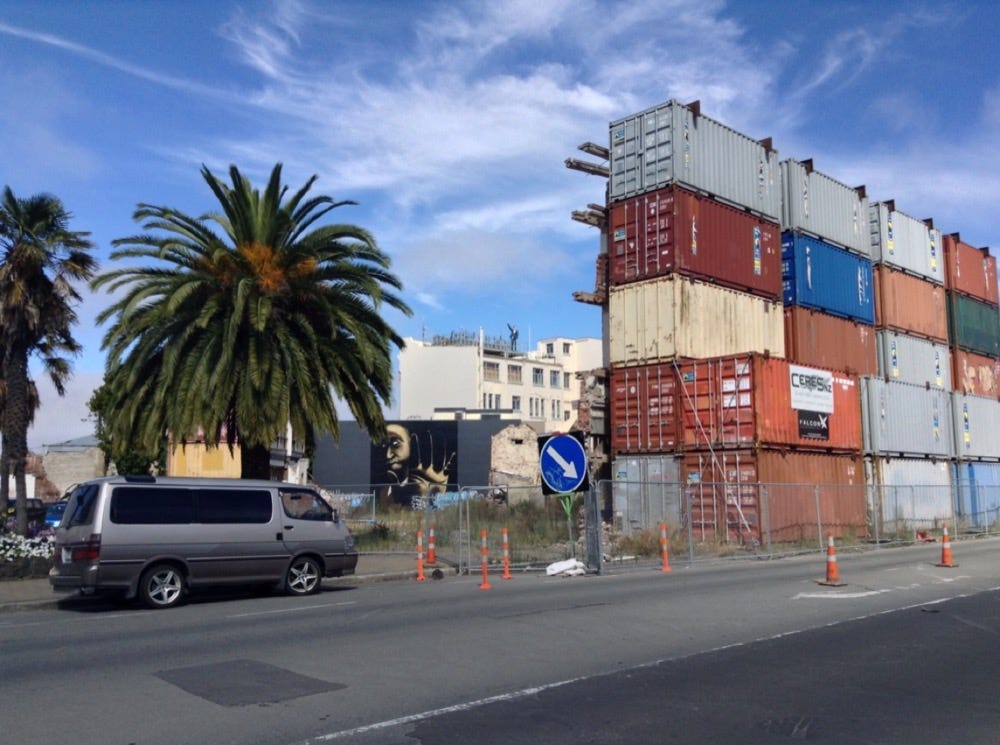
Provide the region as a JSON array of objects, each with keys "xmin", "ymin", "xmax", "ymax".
[{"xmin": 156, "ymin": 659, "xmax": 346, "ymax": 707}]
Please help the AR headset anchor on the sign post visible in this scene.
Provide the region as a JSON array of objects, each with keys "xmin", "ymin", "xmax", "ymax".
[{"xmin": 539, "ymin": 433, "xmax": 590, "ymax": 558}]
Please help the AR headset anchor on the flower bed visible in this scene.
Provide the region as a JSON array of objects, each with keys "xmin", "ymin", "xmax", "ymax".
[{"xmin": 1, "ymin": 533, "xmax": 56, "ymax": 580}]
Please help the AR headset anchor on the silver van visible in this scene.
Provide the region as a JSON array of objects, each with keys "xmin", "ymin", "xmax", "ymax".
[{"xmin": 49, "ymin": 476, "xmax": 358, "ymax": 609}]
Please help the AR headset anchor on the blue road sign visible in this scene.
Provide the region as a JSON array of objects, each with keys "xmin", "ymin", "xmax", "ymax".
[{"xmin": 539, "ymin": 433, "xmax": 589, "ymax": 494}]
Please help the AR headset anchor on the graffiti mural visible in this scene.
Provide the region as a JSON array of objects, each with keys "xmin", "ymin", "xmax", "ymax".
[{"xmin": 371, "ymin": 421, "xmax": 458, "ymax": 507}]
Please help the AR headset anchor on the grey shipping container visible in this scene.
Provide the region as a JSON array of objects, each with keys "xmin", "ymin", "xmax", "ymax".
[
  {"xmin": 609, "ymin": 99, "xmax": 781, "ymax": 221},
  {"xmin": 869, "ymin": 201, "xmax": 944, "ymax": 284},
  {"xmin": 952, "ymin": 461, "xmax": 1000, "ymax": 527},
  {"xmin": 608, "ymin": 275, "xmax": 786, "ymax": 367},
  {"xmin": 780, "ymin": 159, "xmax": 869, "ymax": 256},
  {"xmin": 861, "ymin": 377, "xmax": 954, "ymax": 458},
  {"xmin": 875, "ymin": 330, "xmax": 952, "ymax": 390},
  {"xmin": 947, "ymin": 291, "xmax": 1000, "ymax": 357},
  {"xmin": 866, "ymin": 456, "xmax": 953, "ymax": 532},
  {"xmin": 952, "ymin": 392, "xmax": 1000, "ymax": 461},
  {"xmin": 612, "ymin": 454, "xmax": 682, "ymax": 535}
]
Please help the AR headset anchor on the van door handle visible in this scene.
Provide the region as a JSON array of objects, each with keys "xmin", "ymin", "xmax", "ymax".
[{"xmin": 284, "ymin": 525, "xmax": 294, "ymax": 531}]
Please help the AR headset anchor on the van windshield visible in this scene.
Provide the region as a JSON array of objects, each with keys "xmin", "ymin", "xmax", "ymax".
[{"xmin": 64, "ymin": 483, "xmax": 100, "ymax": 528}]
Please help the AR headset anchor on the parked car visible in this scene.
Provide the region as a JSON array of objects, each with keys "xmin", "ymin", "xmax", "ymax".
[
  {"xmin": 5, "ymin": 498, "xmax": 46, "ymax": 523},
  {"xmin": 44, "ymin": 500, "xmax": 68, "ymax": 528}
]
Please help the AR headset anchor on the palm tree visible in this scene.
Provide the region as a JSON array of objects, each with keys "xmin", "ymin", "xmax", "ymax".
[
  {"xmin": 93, "ymin": 163, "xmax": 411, "ymax": 480},
  {"xmin": 0, "ymin": 188, "xmax": 96, "ymax": 535}
]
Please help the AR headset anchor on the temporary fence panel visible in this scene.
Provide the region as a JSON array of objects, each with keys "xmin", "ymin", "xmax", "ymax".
[
  {"xmin": 679, "ymin": 449, "xmax": 867, "ymax": 545},
  {"xmin": 608, "ymin": 275, "xmax": 785, "ymax": 367},
  {"xmin": 866, "ymin": 457, "xmax": 953, "ymax": 537},
  {"xmin": 952, "ymin": 348, "xmax": 1000, "ymax": 397},
  {"xmin": 783, "ymin": 306, "xmax": 877, "ymax": 375},
  {"xmin": 874, "ymin": 266, "xmax": 949, "ymax": 342},
  {"xmin": 779, "ymin": 158, "xmax": 869, "ymax": 255},
  {"xmin": 951, "ymin": 392, "xmax": 1000, "ymax": 461},
  {"xmin": 676, "ymin": 355, "xmax": 862, "ymax": 452},
  {"xmin": 952, "ymin": 461, "xmax": 1000, "ymax": 528},
  {"xmin": 874, "ymin": 330, "xmax": 951, "ymax": 389},
  {"xmin": 609, "ymin": 99, "xmax": 781, "ymax": 221},
  {"xmin": 942, "ymin": 233, "xmax": 998, "ymax": 305},
  {"xmin": 610, "ymin": 364, "xmax": 680, "ymax": 453},
  {"xmin": 611, "ymin": 454, "xmax": 683, "ymax": 536},
  {"xmin": 861, "ymin": 377, "xmax": 954, "ymax": 458},
  {"xmin": 781, "ymin": 231, "xmax": 875, "ymax": 323},
  {"xmin": 947, "ymin": 291, "xmax": 1000, "ymax": 357},
  {"xmin": 608, "ymin": 184, "xmax": 781, "ymax": 298},
  {"xmin": 869, "ymin": 201, "xmax": 944, "ymax": 284}
]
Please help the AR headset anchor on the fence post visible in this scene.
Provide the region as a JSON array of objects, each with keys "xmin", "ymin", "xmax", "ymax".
[
  {"xmin": 761, "ymin": 484, "xmax": 772, "ymax": 558},
  {"xmin": 814, "ymin": 485, "xmax": 824, "ymax": 551}
]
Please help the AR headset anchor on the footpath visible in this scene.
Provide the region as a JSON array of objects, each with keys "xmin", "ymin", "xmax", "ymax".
[{"xmin": 0, "ymin": 552, "xmax": 422, "ymax": 613}]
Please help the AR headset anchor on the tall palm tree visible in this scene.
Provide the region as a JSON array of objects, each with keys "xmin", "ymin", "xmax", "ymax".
[
  {"xmin": 0, "ymin": 188, "xmax": 96, "ymax": 535},
  {"xmin": 93, "ymin": 163, "xmax": 411, "ymax": 480}
]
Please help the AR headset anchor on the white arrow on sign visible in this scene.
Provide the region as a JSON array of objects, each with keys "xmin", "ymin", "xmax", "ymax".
[{"xmin": 547, "ymin": 446, "xmax": 578, "ymax": 480}]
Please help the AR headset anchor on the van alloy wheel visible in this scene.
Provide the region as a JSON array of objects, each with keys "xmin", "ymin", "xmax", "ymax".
[
  {"xmin": 286, "ymin": 557, "xmax": 321, "ymax": 595},
  {"xmin": 139, "ymin": 564, "xmax": 184, "ymax": 609}
]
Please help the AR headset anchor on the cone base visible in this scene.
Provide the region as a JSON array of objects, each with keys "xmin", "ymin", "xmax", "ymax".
[
  {"xmin": 935, "ymin": 562, "xmax": 959, "ymax": 568},
  {"xmin": 816, "ymin": 580, "xmax": 846, "ymax": 586}
]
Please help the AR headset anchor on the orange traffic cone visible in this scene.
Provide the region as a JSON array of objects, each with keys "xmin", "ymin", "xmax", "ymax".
[
  {"xmin": 415, "ymin": 530, "xmax": 426, "ymax": 582},
  {"xmin": 935, "ymin": 526, "xmax": 959, "ymax": 568},
  {"xmin": 479, "ymin": 529, "xmax": 492, "ymax": 590},
  {"xmin": 817, "ymin": 533, "xmax": 845, "ymax": 586},
  {"xmin": 427, "ymin": 524, "xmax": 437, "ymax": 565},
  {"xmin": 501, "ymin": 527, "xmax": 512, "ymax": 580},
  {"xmin": 659, "ymin": 522, "xmax": 672, "ymax": 573}
]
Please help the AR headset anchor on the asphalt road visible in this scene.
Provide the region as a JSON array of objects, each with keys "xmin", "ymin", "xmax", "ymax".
[{"xmin": 3, "ymin": 539, "xmax": 1000, "ymax": 745}]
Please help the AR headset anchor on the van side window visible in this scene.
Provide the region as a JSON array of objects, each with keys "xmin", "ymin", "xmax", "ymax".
[
  {"xmin": 111, "ymin": 487, "xmax": 195, "ymax": 524},
  {"xmin": 196, "ymin": 489, "xmax": 272, "ymax": 523},
  {"xmin": 280, "ymin": 489, "xmax": 333, "ymax": 521},
  {"xmin": 65, "ymin": 483, "xmax": 101, "ymax": 528}
]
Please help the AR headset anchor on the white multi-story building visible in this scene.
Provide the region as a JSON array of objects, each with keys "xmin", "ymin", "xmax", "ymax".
[{"xmin": 398, "ymin": 330, "xmax": 603, "ymax": 435}]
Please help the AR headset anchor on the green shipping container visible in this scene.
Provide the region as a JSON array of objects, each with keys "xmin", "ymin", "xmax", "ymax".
[{"xmin": 948, "ymin": 291, "xmax": 1000, "ymax": 357}]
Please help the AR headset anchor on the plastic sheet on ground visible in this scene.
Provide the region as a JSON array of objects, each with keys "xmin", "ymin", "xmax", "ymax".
[{"xmin": 546, "ymin": 559, "xmax": 587, "ymax": 577}]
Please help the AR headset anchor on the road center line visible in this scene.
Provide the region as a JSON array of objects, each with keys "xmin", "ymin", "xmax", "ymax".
[{"xmin": 229, "ymin": 601, "xmax": 356, "ymax": 618}]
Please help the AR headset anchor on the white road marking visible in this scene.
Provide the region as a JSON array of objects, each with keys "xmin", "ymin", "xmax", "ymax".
[{"xmin": 228, "ymin": 601, "xmax": 356, "ymax": 618}]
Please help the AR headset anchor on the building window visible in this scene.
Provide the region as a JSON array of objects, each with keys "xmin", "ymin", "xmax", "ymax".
[
  {"xmin": 549, "ymin": 371, "xmax": 561, "ymax": 388},
  {"xmin": 512, "ymin": 395, "xmax": 521, "ymax": 412},
  {"xmin": 564, "ymin": 411, "xmax": 571, "ymax": 421},
  {"xmin": 546, "ymin": 342, "xmax": 554, "ymax": 355},
  {"xmin": 563, "ymin": 372, "xmax": 572, "ymax": 389},
  {"xmin": 483, "ymin": 361, "xmax": 500, "ymax": 382},
  {"xmin": 494, "ymin": 395, "xmax": 501, "ymax": 410},
  {"xmin": 563, "ymin": 342, "xmax": 571, "ymax": 354},
  {"xmin": 532, "ymin": 367, "xmax": 544, "ymax": 386},
  {"xmin": 508, "ymin": 365, "xmax": 522, "ymax": 384},
  {"xmin": 551, "ymin": 400, "xmax": 561, "ymax": 419}
]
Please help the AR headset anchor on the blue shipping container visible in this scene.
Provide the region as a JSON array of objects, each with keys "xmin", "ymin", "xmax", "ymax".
[
  {"xmin": 951, "ymin": 461, "xmax": 1000, "ymax": 528},
  {"xmin": 782, "ymin": 231, "xmax": 875, "ymax": 324}
]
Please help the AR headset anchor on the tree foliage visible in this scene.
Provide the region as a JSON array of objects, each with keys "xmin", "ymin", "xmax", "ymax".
[{"xmin": 92, "ymin": 164, "xmax": 411, "ymax": 479}]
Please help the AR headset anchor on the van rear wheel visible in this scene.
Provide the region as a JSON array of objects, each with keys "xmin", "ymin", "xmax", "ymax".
[
  {"xmin": 286, "ymin": 556, "xmax": 321, "ymax": 596},
  {"xmin": 139, "ymin": 564, "xmax": 185, "ymax": 609}
]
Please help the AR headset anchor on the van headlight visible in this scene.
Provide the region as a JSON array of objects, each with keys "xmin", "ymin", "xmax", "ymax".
[{"xmin": 344, "ymin": 533, "xmax": 355, "ymax": 552}]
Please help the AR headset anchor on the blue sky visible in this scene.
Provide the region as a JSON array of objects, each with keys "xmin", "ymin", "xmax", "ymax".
[{"xmin": 1, "ymin": 0, "xmax": 997, "ymax": 450}]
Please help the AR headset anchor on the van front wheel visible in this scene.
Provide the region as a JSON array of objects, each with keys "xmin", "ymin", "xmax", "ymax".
[
  {"xmin": 286, "ymin": 557, "xmax": 321, "ymax": 596},
  {"xmin": 139, "ymin": 564, "xmax": 185, "ymax": 609}
]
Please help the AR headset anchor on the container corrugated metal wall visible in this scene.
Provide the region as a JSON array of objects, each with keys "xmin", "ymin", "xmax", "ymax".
[
  {"xmin": 869, "ymin": 201, "xmax": 944, "ymax": 284},
  {"xmin": 608, "ymin": 276, "xmax": 785, "ymax": 367},
  {"xmin": 779, "ymin": 159, "xmax": 869, "ymax": 255},
  {"xmin": 861, "ymin": 377, "xmax": 954, "ymax": 457},
  {"xmin": 611, "ymin": 454, "xmax": 682, "ymax": 534},
  {"xmin": 782, "ymin": 231, "xmax": 875, "ymax": 323},
  {"xmin": 874, "ymin": 330, "xmax": 951, "ymax": 389},
  {"xmin": 951, "ymin": 392, "xmax": 1000, "ymax": 461},
  {"xmin": 681, "ymin": 449, "xmax": 866, "ymax": 543},
  {"xmin": 609, "ymin": 100, "xmax": 781, "ymax": 221},
  {"xmin": 610, "ymin": 364, "xmax": 680, "ymax": 454},
  {"xmin": 608, "ymin": 185, "xmax": 781, "ymax": 298},
  {"xmin": 952, "ymin": 349, "xmax": 1000, "ymax": 397},
  {"xmin": 866, "ymin": 457, "xmax": 953, "ymax": 527},
  {"xmin": 952, "ymin": 461, "xmax": 1000, "ymax": 527},
  {"xmin": 947, "ymin": 291, "xmax": 1000, "ymax": 357},
  {"xmin": 874, "ymin": 266, "xmax": 949, "ymax": 342},
  {"xmin": 942, "ymin": 233, "xmax": 999, "ymax": 305},
  {"xmin": 676, "ymin": 355, "xmax": 861, "ymax": 452},
  {"xmin": 783, "ymin": 307, "xmax": 877, "ymax": 375}
]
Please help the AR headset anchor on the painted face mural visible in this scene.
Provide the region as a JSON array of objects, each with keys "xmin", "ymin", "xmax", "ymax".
[{"xmin": 373, "ymin": 422, "xmax": 457, "ymax": 507}]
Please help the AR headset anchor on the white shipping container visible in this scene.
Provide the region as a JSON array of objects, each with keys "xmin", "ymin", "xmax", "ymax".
[
  {"xmin": 869, "ymin": 201, "xmax": 944, "ymax": 284},
  {"xmin": 866, "ymin": 456, "xmax": 953, "ymax": 529},
  {"xmin": 780, "ymin": 159, "xmax": 869, "ymax": 256},
  {"xmin": 875, "ymin": 330, "xmax": 952, "ymax": 389},
  {"xmin": 612, "ymin": 454, "xmax": 682, "ymax": 535},
  {"xmin": 951, "ymin": 392, "xmax": 1000, "ymax": 461},
  {"xmin": 609, "ymin": 100, "xmax": 781, "ymax": 221},
  {"xmin": 608, "ymin": 276, "xmax": 785, "ymax": 367},
  {"xmin": 861, "ymin": 377, "xmax": 954, "ymax": 457}
]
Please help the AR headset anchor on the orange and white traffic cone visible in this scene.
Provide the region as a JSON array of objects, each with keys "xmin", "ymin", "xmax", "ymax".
[
  {"xmin": 817, "ymin": 533, "xmax": 845, "ymax": 586},
  {"xmin": 659, "ymin": 522, "xmax": 672, "ymax": 573},
  {"xmin": 501, "ymin": 527, "xmax": 512, "ymax": 580},
  {"xmin": 415, "ymin": 530, "xmax": 426, "ymax": 582},
  {"xmin": 427, "ymin": 524, "xmax": 437, "ymax": 565},
  {"xmin": 936, "ymin": 526, "xmax": 959, "ymax": 568},
  {"xmin": 479, "ymin": 529, "xmax": 492, "ymax": 590}
]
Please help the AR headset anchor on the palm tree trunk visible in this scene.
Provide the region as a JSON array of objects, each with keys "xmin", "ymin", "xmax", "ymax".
[{"xmin": 2, "ymin": 346, "xmax": 30, "ymax": 535}]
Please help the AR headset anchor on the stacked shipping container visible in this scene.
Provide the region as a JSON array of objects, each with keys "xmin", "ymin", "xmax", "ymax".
[{"xmin": 606, "ymin": 98, "xmax": 999, "ymax": 543}]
